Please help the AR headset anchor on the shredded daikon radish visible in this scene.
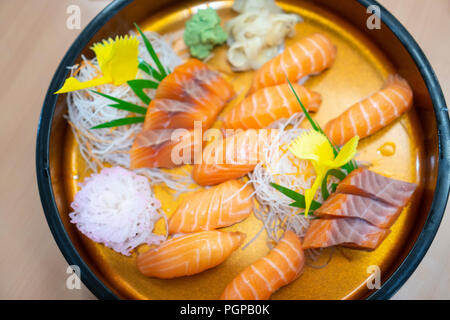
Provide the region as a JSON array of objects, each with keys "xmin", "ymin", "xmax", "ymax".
[
  {"xmin": 70, "ymin": 167, "xmax": 165, "ymax": 256},
  {"xmin": 247, "ymin": 113, "xmax": 336, "ymax": 244},
  {"xmin": 161, "ymin": 29, "xmax": 190, "ymax": 61},
  {"xmin": 66, "ymin": 31, "xmax": 192, "ymax": 192},
  {"xmin": 133, "ymin": 30, "xmax": 184, "ymax": 74}
]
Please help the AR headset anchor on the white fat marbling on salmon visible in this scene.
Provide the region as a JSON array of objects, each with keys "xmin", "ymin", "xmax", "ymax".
[
  {"xmin": 251, "ymin": 264, "xmax": 273, "ymax": 293},
  {"xmin": 324, "ymin": 75, "xmax": 413, "ymax": 145},
  {"xmin": 337, "ymin": 168, "xmax": 417, "ymax": 208},
  {"xmin": 137, "ymin": 231, "xmax": 244, "ymax": 279},
  {"xmin": 273, "ymin": 248, "xmax": 296, "ymax": 273},
  {"xmin": 307, "ymin": 37, "xmax": 326, "ymax": 69},
  {"xmin": 168, "ymin": 180, "xmax": 253, "ymax": 233},
  {"xmin": 297, "ymin": 42, "xmax": 315, "ymax": 71},
  {"xmin": 242, "ymin": 273, "xmax": 259, "ymax": 300},
  {"xmin": 369, "ymin": 96, "xmax": 386, "ymax": 126},
  {"xmin": 220, "ymin": 231, "xmax": 304, "ymax": 300},
  {"xmin": 379, "ymin": 91, "xmax": 399, "ymax": 117},
  {"xmin": 358, "ymin": 102, "xmax": 372, "ymax": 135},
  {"xmin": 263, "ymin": 257, "xmax": 288, "ymax": 283}
]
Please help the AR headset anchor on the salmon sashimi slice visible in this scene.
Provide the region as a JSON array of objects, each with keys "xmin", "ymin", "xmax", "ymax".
[
  {"xmin": 222, "ymin": 83, "xmax": 321, "ymax": 130},
  {"xmin": 336, "ymin": 168, "xmax": 417, "ymax": 208},
  {"xmin": 324, "ymin": 75, "xmax": 413, "ymax": 145},
  {"xmin": 143, "ymin": 99, "xmax": 211, "ymax": 130},
  {"xmin": 137, "ymin": 231, "xmax": 245, "ymax": 279},
  {"xmin": 314, "ymin": 193, "xmax": 402, "ymax": 229},
  {"xmin": 249, "ymin": 33, "xmax": 337, "ymax": 94},
  {"xmin": 130, "ymin": 129, "xmax": 201, "ymax": 169},
  {"xmin": 192, "ymin": 129, "xmax": 280, "ymax": 186},
  {"xmin": 302, "ymin": 218, "xmax": 390, "ymax": 250},
  {"xmin": 168, "ymin": 180, "xmax": 254, "ymax": 234},
  {"xmin": 154, "ymin": 58, "xmax": 234, "ymax": 108},
  {"xmin": 148, "ymin": 59, "xmax": 234, "ymax": 130},
  {"xmin": 131, "ymin": 59, "xmax": 234, "ymax": 168},
  {"xmin": 220, "ymin": 231, "xmax": 305, "ymax": 300}
]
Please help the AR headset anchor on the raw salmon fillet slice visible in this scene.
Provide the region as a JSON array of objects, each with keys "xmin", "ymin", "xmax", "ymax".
[
  {"xmin": 192, "ymin": 129, "xmax": 280, "ymax": 186},
  {"xmin": 302, "ymin": 218, "xmax": 390, "ymax": 250},
  {"xmin": 221, "ymin": 231, "xmax": 305, "ymax": 300},
  {"xmin": 168, "ymin": 180, "xmax": 254, "ymax": 234},
  {"xmin": 145, "ymin": 59, "xmax": 234, "ymax": 131},
  {"xmin": 314, "ymin": 193, "xmax": 402, "ymax": 229},
  {"xmin": 130, "ymin": 129, "xmax": 202, "ymax": 169},
  {"xmin": 223, "ymin": 83, "xmax": 321, "ymax": 130},
  {"xmin": 143, "ymin": 99, "xmax": 209, "ymax": 130},
  {"xmin": 324, "ymin": 75, "xmax": 413, "ymax": 145},
  {"xmin": 137, "ymin": 231, "xmax": 245, "ymax": 279},
  {"xmin": 336, "ymin": 168, "xmax": 417, "ymax": 208},
  {"xmin": 249, "ymin": 33, "xmax": 337, "ymax": 94},
  {"xmin": 130, "ymin": 59, "xmax": 234, "ymax": 168},
  {"xmin": 155, "ymin": 59, "xmax": 234, "ymax": 104}
]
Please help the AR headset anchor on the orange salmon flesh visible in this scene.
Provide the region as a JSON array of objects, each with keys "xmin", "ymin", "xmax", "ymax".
[
  {"xmin": 168, "ymin": 180, "xmax": 254, "ymax": 234},
  {"xmin": 221, "ymin": 231, "xmax": 305, "ymax": 300},
  {"xmin": 137, "ymin": 231, "xmax": 245, "ymax": 279},
  {"xmin": 249, "ymin": 33, "xmax": 337, "ymax": 94},
  {"xmin": 223, "ymin": 83, "xmax": 321, "ymax": 130}
]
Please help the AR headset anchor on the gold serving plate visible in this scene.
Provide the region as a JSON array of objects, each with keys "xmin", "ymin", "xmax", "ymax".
[{"xmin": 61, "ymin": 0, "xmax": 426, "ymax": 299}]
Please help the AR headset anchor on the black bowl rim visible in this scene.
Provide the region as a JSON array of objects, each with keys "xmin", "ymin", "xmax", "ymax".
[
  {"xmin": 36, "ymin": 0, "xmax": 450, "ymax": 300},
  {"xmin": 358, "ymin": 0, "xmax": 450, "ymax": 299}
]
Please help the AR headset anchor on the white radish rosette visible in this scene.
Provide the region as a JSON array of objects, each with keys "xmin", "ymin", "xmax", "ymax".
[{"xmin": 70, "ymin": 166, "xmax": 165, "ymax": 255}]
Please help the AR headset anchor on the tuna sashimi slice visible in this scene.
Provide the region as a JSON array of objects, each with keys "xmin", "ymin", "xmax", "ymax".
[
  {"xmin": 302, "ymin": 217, "xmax": 390, "ymax": 250},
  {"xmin": 314, "ymin": 193, "xmax": 402, "ymax": 229},
  {"xmin": 336, "ymin": 168, "xmax": 417, "ymax": 208}
]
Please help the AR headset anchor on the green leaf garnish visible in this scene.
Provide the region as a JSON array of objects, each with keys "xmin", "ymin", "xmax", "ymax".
[
  {"xmin": 331, "ymin": 183, "xmax": 338, "ymax": 192},
  {"xmin": 270, "ymin": 80, "xmax": 359, "ymax": 209},
  {"xmin": 91, "ymin": 116, "xmax": 145, "ymax": 129},
  {"xmin": 138, "ymin": 59, "xmax": 164, "ymax": 82},
  {"xmin": 270, "ymin": 182, "xmax": 322, "ymax": 211},
  {"xmin": 270, "ymin": 182, "xmax": 303, "ymax": 201},
  {"xmin": 289, "ymin": 199, "xmax": 322, "ymax": 211},
  {"xmin": 320, "ymin": 168, "xmax": 346, "ymax": 201},
  {"xmin": 286, "ymin": 78, "xmax": 358, "ymax": 174},
  {"xmin": 127, "ymin": 79, "xmax": 160, "ymax": 105},
  {"xmin": 286, "ymin": 78, "xmax": 322, "ymax": 133},
  {"xmin": 329, "ymin": 168, "xmax": 347, "ymax": 180},
  {"xmin": 134, "ymin": 23, "xmax": 168, "ymax": 79},
  {"xmin": 91, "ymin": 90, "xmax": 148, "ymax": 114}
]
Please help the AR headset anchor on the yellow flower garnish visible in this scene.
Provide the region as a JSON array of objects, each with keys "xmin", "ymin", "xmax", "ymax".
[
  {"xmin": 288, "ymin": 130, "xmax": 359, "ymax": 216},
  {"xmin": 55, "ymin": 35, "xmax": 139, "ymax": 94}
]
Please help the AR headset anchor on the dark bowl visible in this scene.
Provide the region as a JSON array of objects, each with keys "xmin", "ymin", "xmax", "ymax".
[{"xmin": 36, "ymin": 0, "xmax": 450, "ymax": 299}]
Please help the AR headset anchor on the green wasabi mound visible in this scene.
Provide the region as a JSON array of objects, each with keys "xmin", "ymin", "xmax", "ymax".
[{"xmin": 183, "ymin": 8, "xmax": 228, "ymax": 59}]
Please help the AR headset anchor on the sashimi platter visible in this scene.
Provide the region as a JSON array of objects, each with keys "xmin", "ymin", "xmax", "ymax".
[{"xmin": 47, "ymin": 0, "xmax": 438, "ymax": 300}]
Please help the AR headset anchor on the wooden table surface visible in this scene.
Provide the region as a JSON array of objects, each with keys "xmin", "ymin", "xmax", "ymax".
[{"xmin": 0, "ymin": 0, "xmax": 448, "ymax": 300}]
